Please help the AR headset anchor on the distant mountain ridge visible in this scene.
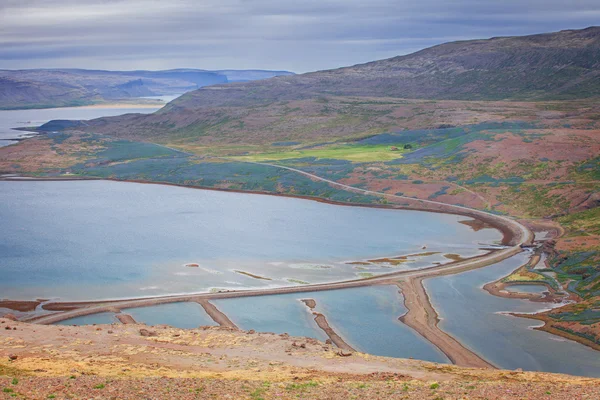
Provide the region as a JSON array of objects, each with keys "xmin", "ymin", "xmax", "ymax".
[
  {"xmin": 0, "ymin": 68, "xmax": 294, "ymax": 109},
  {"xmin": 63, "ymin": 27, "xmax": 600, "ymax": 144},
  {"xmin": 168, "ymin": 26, "xmax": 600, "ymax": 110}
]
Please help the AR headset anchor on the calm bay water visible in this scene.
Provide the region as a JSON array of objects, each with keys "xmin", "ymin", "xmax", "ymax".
[
  {"xmin": 425, "ymin": 252, "xmax": 600, "ymax": 377},
  {"xmin": 56, "ymin": 312, "xmax": 118, "ymax": 326},
  {"xmin": 309, "ymin": 286, "xmax": 449, "ymax": 363},
  {"xmin": 0, "ymin": 180, "xmax": 500, "ymax": 301},
  {"xmin": 123, "ymin": 302, "xmax": 216, "ymax": 328},
  {"xmin": 0, "ymin": 104, "xmax": 163, "ymax": 147},
  {"xmin": 213, "ymin": 294, "xmax": 328, "ymax": 340}
]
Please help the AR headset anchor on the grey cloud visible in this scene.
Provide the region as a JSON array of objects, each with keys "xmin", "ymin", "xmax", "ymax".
[{"xmin": 0, "ymin": 0, "xmax": 598, "ymax": 72}]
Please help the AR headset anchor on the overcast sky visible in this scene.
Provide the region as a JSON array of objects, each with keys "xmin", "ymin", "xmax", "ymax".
[{"xmin": 1, "ymin": 0, "xmax": 598, "ymax": 73}]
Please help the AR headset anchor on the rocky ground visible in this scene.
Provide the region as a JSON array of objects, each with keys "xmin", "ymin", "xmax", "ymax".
[{"xmin": 1, "ymin": 319, "xmax": 599, "ymax": 399}]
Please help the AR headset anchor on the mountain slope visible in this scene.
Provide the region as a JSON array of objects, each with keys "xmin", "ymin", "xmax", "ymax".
[
  {"xmin": 0, "ymin": 68, "xmax": 294, "ymax": 110},
  {"xmin": 73, "ymin": 27, "xmax": 600, "ymax": 144},
  {"xmin": 168, "ymin": 26, "xmax": 600, "ymax": 110},
  {"xmin": 0, "ymin": 77, "xmax": 100, "ymax": 110}
]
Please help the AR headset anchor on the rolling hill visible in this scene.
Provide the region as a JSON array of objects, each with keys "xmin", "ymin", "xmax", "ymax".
[
  {"xmin": 0, "ymin": 68, "xmax": 294, "ymax": 110},
  {"xmin": 72, "ymin": 26, "xmax": 600, "ymax": 143}
]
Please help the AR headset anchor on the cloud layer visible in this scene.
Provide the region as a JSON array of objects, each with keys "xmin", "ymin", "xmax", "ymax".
[{"xmin": 1, "ymin": 0, "xmax": 599, "ymax": 72}]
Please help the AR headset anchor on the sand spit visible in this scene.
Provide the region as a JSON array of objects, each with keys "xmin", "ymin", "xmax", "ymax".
[
  {"xmin": 196, "ymin": 299, "xmax": 238, "ymax": 329},
  {"xmin": 6, "ymin": 247, "xmax": 525, "ymax": 371},
  {"xmin": 301, "ymin": 299, "xmax": 355, "ymax": 352},
  {"xmin": 115, "ymin": 314, "xmax": 137, "ymax": 324},
  {"xmin": 397, "ymin": 279, "xmax": 493, "ymax": 369},
  {"xmin": 234, "ymin": 270, "xmax": 273, "ymax": 280},
  {"xmin": 0, "ymin": 300, "xmax": 40, "ymax": 312}
]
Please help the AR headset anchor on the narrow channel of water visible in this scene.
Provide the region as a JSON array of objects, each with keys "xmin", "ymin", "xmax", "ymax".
[
  {"xmin": 425, "ymin": 252, "xmax": 600, "ymax": 377},
  {"xmin": 123, "ymin": 302, "xmax": 216, "ymax": 328},
  {"xmin": 55, "ymin": 312, "xmax": 118, "ymax": 326},
  {"xmin": 213, "ymin": 294, "xmax": 328, "ymax": 340},
  {"xmin": 309, "ymin": 286, "xmax": 450, "ymax": 363}
]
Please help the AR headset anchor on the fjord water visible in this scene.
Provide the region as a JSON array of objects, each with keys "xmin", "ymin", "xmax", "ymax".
[
  {"xmin": 425, "ymin": 252, "xmax": 600, "ymax": 377},
  {"xmin": 123, "ymin": 302, "xmax": 216, "ymax": 328},
  {"xmin": 213, "ymin": 295, "xmax": 328, "ymax": 341},
  {"xmin": 56, "ymin": 312, "xmax": 118, "ymax": 326},
  {"xmin": 0, "ymin": 180, "xmax": 501, "ymax": 300},
  {"xmin": 214, "ymin": 286, "xmax": 449, "ymax": 363},
  {"xmin": 0, "ymin": 104, "xmax": 163, "ymax": 147},
  {"xmin": 308, "ymin": 286, "xmax": 449, "ymax": 363}
]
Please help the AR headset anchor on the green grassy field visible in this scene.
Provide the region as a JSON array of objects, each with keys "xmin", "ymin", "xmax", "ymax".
[{"xmin": 234, "ymin": 144, "xmax": 410, "ymax": 162}]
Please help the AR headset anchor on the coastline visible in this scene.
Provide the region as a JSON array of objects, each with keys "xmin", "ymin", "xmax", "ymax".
[
  {"xmin": 0, "ymin": 100, "xmax": 166, "ymax": 112},
  {"xmin": 0, "ymin": 176, "xmax": 534, "ymax": 368},
  {"xmin": 512, "ymin": 313, "xmax": 600, "ymax": 352},
  {"xmin": 0, "ymin": 175, "xmax": 528, "ymax": 246},
  {"xmin": 481, "ymin": 249, "xmax": 600, "ymax": 352},
  {"xmin": 482, "ymin": 254, "xmax": 566, "ymax": 303}
]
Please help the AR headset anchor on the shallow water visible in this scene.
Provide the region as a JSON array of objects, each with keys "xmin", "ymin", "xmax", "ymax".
[
  {"xmin": 309, "ymin": 286, "xmax": 449, "ymax": 363},
  {"xmin": 0, "ymin": 105, "xmax": 162, "ymax": 147},
  {"xmin": 212, "ymin": 286, "xmax": 449, "ymax": 363},
  {"xmin": 0, "ymin": 180, "xmax": 501, "ymax": 300},
  {"xmin": 504, "ymin": 284, "xmax": 548, "ymax": 294},
  {"xmin": 123, "ymin": 302, "xmax": 216, "ymax": 328},
  {"xmin": 55, "ymin": 312, "xmax": 117, "ymax": 326},
  {"xmin": 213, "ymin": 295, "xmax": 327, "ymax": 340},
  {"xmin": 425, "ymin": 252, "xmax": 600, "ymax": 377}
]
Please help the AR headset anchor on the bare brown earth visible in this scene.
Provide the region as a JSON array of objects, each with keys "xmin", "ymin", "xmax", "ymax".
[
  {"xmin": 115, "ymin": 314, "xmax": 137, "ymax": 324},
  {"xmin": 312, "ymin": 314, "xmax": 356, "ymax": 353},
  {"xmin": 0, "ymin": 301, "xmax": 39, "ymax": 313},
  {"xmin": 195, "ymin": 300, "xmax": 238, "ymax": 329},
  {"xmin": 301, "ymin": 299, "xmax": 355, "ymax": 352},
  {"xmin": 1, "ymin": 319, "xmax": 600, "ymax": 399},
  {"xmin": 483, "ymin": 281, "xmax": 561, "ymax": 303}
]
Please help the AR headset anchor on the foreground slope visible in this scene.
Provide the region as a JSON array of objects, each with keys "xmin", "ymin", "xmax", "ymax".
[{"xmin": 1, "ymin": 319, "xmax": 599, "ymax": 399}]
